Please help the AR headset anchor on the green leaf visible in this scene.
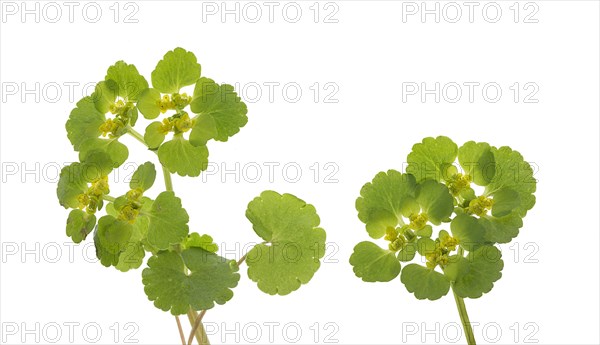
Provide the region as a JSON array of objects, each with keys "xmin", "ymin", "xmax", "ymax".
[
  {"xmin": 151, "ymin": 48, "xmax": 201, "ymax": 94},
  {"xmin": 400, "ymin": 264, "xmax": 450, "ymax": 300},
  {"xmin": 79, "ymin": 138, "xmax": 128, "ymax": 167},
  {"xmin": 443, "ymin": 255, "xmax": 470, "ymax": 282},
  {"xmin": 142, "ymin": 249, "xmax": 240, "ymax": 315},
  {"xmin": 190, "ymin": 77, "xmax": 248, "ymax": 142},
  {"xmin": 95, "ymin": 215, "xmax": 133, "ymax": 267},
  {"xmin": 458, "ymin": 141, "xmax": 496, "ymax": 186},
  {"xmin": 485, "ymin": 146, "xmax": 536, "ymax": 217},
  {"xmin": 57, "ymin": 163, "xmax": 88, "ymax": 209},
  {"xmin": 116, "ymin": 242, "xmax": 145, "ymax": 272},
  {"xmin": 398, "ymin": 242, "xmax": 417, "ymax": 262},
  {"xmin": 147, "ymin": 191, "xmax": 190, "ymax": 250},
  {"xmin": 96, "ymin": 215, "xmax": 133, "ymax": 254},
  {"xmin": 105, "ymin": 202, "xmax": 117, "ymax": 217},
  {"xmin": 350, "ymin": 242, "xmax": 401, "ymax": 282},
  {"xmin": 108, "ymin": 197, "xmax": 152, "ymax": 272},
  {"xmin": 158, "ymin": 135, "xmax": 209, "ymax": 177},
  {"xmin": 80, "ymin": 149, "xmax": 115, "ymax": 179},
  {"xmin": 453, "ymin": 246, "xmax": 503, "ymax": 298},
  {"xmin": 245, "ymin": 191, "xmax": 326, "ymax": 295},
  {"xmin": 130, "ymin": 162, "xmax": 156, "ymax": 191},
  {"xmin": 137, "ymin": 88, "xmax": 162, "ymax": 119},
  {"xmin": 479, "ymin": 213, "xmax": 523, "ymax": 244},
  {"xmin": 415, "ymin": 224, "xmax": 433, "ymax": 238},
  {"xmin": 416, "ymin": 237, "xmax": 436, "ymax": 256},
  {"xmin": 57, "ymin": 151, "xmax": 114, "ymax": 209},
  {"xmin": 356, "ymin": 170, "xmax": 418, "ymax": 239},
  {"xmin": 127, "ymin": 105, "xmax": 139, "ymax": 127},
  {"xmin": 491, "ymin": 188, "xmax": 520, "ymax": 218},
  {"xmin": 407, "ymin": 136, "xmax": 458, "ymax": 182},
  {"xmin": 131, "ymin": 196, "xmax": 154, "ymax": 236},
  {"xmin": 66, "ymin": 209, "xmax": 96, "ymax": 243},
  {"xmin": 189, "ymin": 114, "xmax": 218, "ymax": 146},
  {"xmin": 451, "ymin": 214, "xmax": 485, "ymax": 250},
  {"xmin": 144, "ymin": 121, "xmax": 166, "ymax": 149},
  {"xmin": 66, "ymin": 96, "xmax": 105, "ymax": 151},
  {"xmin": 113, "ymin": 195, "xmax": 129, "ymax": 213},
  {"xmin": 92, "ymin": 80, "xmax": 118, "ymax": 114},
  {"xmin": 460, "ymin": 187, "xmax": 477, "ymax": 203},
  {"xmin": 105, "ymin": 61, "xmax": 148, "ymax": 101},
  {"xmin": 415, "ymin": 180, "xmax": 454, "ymax": 225},
  {"xmin": 183, "ymin": 233, "xmax": 218, "ymax": 253}
]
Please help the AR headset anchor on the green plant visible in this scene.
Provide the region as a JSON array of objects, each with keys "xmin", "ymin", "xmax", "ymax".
[
  {"xmin": 57, "ymin": 48, "xmax": 327, "ymax": 345},
  {"xmin": 350, "ymin": 136, "xmax": 536, "ymax": 345}
]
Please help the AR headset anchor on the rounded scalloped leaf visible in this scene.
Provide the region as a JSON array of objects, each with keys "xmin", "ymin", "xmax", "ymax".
[
  {"xmin": 407, "ymin": 136, "xmax": 458, "ymax": 182},
  {"xmin": 400, "ymin": 264, "xmax": 450, "ymax": 300},
  {"xmin": 127, "ymin": 106, "xmax": 139, "ymax": 127},
  {"xmin": 81, "ymin": 150, "xmax": 115, "ymax": 180},
  {"xmin": 491, "ymin": 188, "xmax": 520, "ymax": 218},
  {"xmin": 442, "ymin": 255, "xmax": 470, "ymax": 282},
  {"xmin": 147, "ymin": 191, "xmax": 190, "ymax": 250},
  {"xmin": 245, "ymin": 191, "xmax": 326, "ymax": 295},
  {"xmin": 158, "ymin": 135, "xmax": 209, "ymax": 177},
  {"xmin": 485, "ymin": 146, "xmax": 536, "ymax": 217},
  {"xmin": 104, "ymin": 197, "xmax": 152, "ymax": 272},
  {"xmin": 57, "ymin": 163, "xmax": 88, "ymax": 209},
  {"xmin": 398, "ymin": 242, "xmax": 417, "ymax": 262},
  {"xmin": 416, "ymin": 237, "xmax": 436, "ymax": 256},
  {"xmin": 105, "ymin": 61, "xmax": 148, "ymax": 101},
  {"xmin": 96, "ymin": 215, "xmax": 133, "ymax": 254},
  {"xmin": 115, "ymin": 242, "xmax": 145, "ymax": 272},
  {"xmin": 189, "ymin": 114, "xmax": 218, "ymax": 147},
  {"xmin": 151, "ymin": 48, "xmax": 201, "ymax": 94},
  {"xmin": 190, "ymin": 77, "xmax": 248, "ymax": 142},
  {"xmin": 142, "ymin": 249, "xmax": 240, "ymax": 315},
  {"xmin": 57, "ymin": 151, "xmax": 114, "ymax": 209},
  {"xmin": 92, "ymin": 80, "xmax": 118, "ymax": 114},
  {"xmin": 78, "ymin": 138, "xmax": 128, "ymax": 168},
  {"xmin": 350, "ymin": 241, "xmax": 401, "ymax": 282},
  {"xmin": 478, "ymin": 212, "xmax": 523, "ymax": 244},
  {"xmin": 130, "ymin": 162, "xmax": 156, "ymax": 191},
  {"xmin": 415, "ymin": 224, "xmax": 433, "ymax": 238},
  {"xmin": 451, "ymin": 214, "xmax": 486, "ymax": 251},
  {"xmin": 415, "ymin": 180, "xmax": 454, "ymax": 225},
  {"xmin": 356, "ymin": 170, "xmax": 418, "ymax": 239},
  {"xmin": 453, "ymin": 246, "xmax": 503, "ymax": 299},
  {"xmin": 66, "ymin": 209, "xmax": 96, "ymax": 243},
  {"xmin": 458, "ymin": 141, "xmax": 496, "ymax": 186},
  {"xmin": 144, "ymin": 121, "xmax": 166, "ymax": 149},
  {"xmin": 94, "ymin": 215, "xmax": 134, "ymax": 268},
  {"xmin": 137, "ymin": 88, "xmax": 162, "ymax": 119},
  {"xmin": 66, "ymin": 96, "xmax": 105, "ymax": 151},
  {"xmin": 183, "ymin": 233, "xmax": 218, "ymax": 253}
]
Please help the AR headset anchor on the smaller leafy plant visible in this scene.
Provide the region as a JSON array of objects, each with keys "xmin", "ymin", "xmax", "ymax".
[
  {"xmin": 350, "ymin": 136, "xmax": 536, "ymax": 345},
  {"xmin": 57, "ymin": 48, "xmax": 327, "ymax": 345}
]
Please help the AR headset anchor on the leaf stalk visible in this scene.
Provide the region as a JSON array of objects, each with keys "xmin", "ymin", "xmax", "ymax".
[{"xmin": 187, "ymin": 309, "xmax": 210, "ymax": 345}]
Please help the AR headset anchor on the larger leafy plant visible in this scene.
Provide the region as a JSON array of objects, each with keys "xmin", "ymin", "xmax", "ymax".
[
  {"xmin": 350, "ymin": 136, "xmax": 536, "ymax": 345},
  {"xmin": 58, "ymin": 48, "xmax": 327, "ymax": 345}
]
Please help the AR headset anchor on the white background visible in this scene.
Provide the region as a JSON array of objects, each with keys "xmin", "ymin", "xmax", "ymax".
[{"xmin": 1, "ymin": 1, "xmax": 599, "ymax": 344}]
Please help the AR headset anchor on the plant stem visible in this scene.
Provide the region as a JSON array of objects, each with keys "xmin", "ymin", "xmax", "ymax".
[
  {"xmin": 126, "ymin": 125, "xmax": 148, "ymax": 147},
  {"xmin": 453, "ymin": 246, "xmax": 476, "ymax": 345},
  {"xmin": 102, "ymin": 195, "xmax": 116, "ymax": 202},
  {"xmin": 175, "ymin": 316, "xmax": 186, "ymax": 345},
  {"xmin": 237, "ymin": 253, "xmax": 248, "ymax": 266},
  {"xmin": 163, "ymin": 165, "xmax": 174, "ymax": 192},
  {"xmin": 187, "ymin": 309, "xmax": 210, "ymax": 345},
  {"xmin": 452, "ymin": 288, "xmax": 476, "ymax": 345},
  {"xmin": 184, "ymin": 252, "xmax": 249, "ymax": 344},
  {"xmin": 127, "ymin": 123, "xmax": 194, "ymax": 343}
]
